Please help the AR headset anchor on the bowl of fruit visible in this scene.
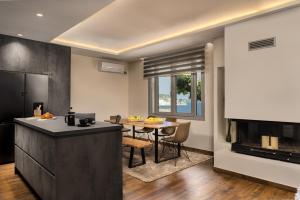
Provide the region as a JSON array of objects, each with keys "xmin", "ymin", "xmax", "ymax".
[
  {"xmin": 127, "ymin": 115, "xmax": 144, "ymax": 122},
  {"xmin": 40, "ymin": 112, "xmax": 55, "ymax": 120},
  {"xmin": 144, "ymin": 117, "xmax": 164, "ymax": 124}
]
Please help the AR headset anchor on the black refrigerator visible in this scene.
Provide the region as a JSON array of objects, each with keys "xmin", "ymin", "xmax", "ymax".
[{"xmin": 0, "ymin": 71, "xmax": 48, "ymax": 164}]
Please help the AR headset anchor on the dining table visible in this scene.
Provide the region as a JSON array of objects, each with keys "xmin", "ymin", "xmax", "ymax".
[{"xmin": 104, "ymin": 119, "xmax": 179, "ymax": 163}]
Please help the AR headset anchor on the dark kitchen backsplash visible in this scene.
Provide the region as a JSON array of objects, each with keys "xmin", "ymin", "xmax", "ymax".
[{"xmin": 0, "ymin": 34, "xmax": 70, "ymax": 115}]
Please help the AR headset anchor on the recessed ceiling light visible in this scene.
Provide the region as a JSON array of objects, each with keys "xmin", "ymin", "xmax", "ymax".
[
  {"xmin": 17, "ymin": 34, "xmax": 23, "ymax": 37},
  {"xmin": 36, "ymin": 13, "xmax": 43, "ymax": 17}
]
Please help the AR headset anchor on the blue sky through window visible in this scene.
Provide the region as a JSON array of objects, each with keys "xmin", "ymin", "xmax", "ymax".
[{"xmin": 159, "ymin": 77, "xmax": 170, "ymax": 94}]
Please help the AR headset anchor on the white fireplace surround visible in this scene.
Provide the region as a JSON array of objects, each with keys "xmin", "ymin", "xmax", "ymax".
[{"xmin": 214, "ymin": 6, "xmax": 300, "ymax": 189}]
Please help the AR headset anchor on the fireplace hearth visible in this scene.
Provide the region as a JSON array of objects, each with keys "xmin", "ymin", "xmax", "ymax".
[{"xmin": 231, "ymin": 119, "xmax": 300, "ymax": 164}]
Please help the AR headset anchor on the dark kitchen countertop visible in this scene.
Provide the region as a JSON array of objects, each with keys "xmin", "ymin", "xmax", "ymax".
[{"xmin": 14, "ymin": 116, "xmax": 121, "ymax": 137}]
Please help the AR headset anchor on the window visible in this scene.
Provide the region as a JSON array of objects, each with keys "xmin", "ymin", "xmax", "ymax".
[
  {"xmin": 158, "ymin": 76, "xmax": 171, "ymax": 112},
  {"xmin": 196, "ymin": 72, "xmax": 203, "ymax": 117},
  {"xmin": 145, "ymin": 45, "xmax": 206, "ymax": 120},
  {"xmin": 149, "ymin": 72, "xmax": 204, "ymax": 120}
]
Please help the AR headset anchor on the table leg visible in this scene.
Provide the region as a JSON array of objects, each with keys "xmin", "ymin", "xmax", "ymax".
[
  {"xmin": 155, "ymin": 128, "xmax": 159, "ymax": 163},
  {"xmin": 177, "ymin": 143, "xmax": 181, "ymax": 157},
  {"xmin": 132, "ymin": 125, "xmax": 135, "ymax": 138}
]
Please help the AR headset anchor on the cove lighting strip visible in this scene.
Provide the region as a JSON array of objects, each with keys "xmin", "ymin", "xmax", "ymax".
[{"xmin": 52, "ymin": 0, "xmax": 299, "ymax": 55}]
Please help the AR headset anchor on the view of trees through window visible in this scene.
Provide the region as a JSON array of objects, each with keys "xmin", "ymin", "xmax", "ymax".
[{"xmin": 176, "ymin": 74, "xmax": 192, "ymax": 113}]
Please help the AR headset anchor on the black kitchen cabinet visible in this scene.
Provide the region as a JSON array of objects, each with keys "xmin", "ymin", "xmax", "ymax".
[
  {"xmin": 0, "ymin": 34, "xmax": 70, "ymax": 116},
  {"xmin": 0, "ymin": 34, "xmax": 71, "ymax": 164},
  {"xmin": 0, "ymin": 71, "xmax": 49, "ymax": 164},
  {"xmin": 0, "ymin": 71, "xmax": 24, "ymax": 123},
  {"xmin": 0, "ymin": 123, "xmax": 15, "ymax": 164},
  {"xmin": 25, "ymin": 73, "xmax": 49, "ymax": 117}
]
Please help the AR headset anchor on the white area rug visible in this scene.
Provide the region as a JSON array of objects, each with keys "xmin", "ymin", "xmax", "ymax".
[{"xmin": 123, "ymin": 146, "xmax": 212, "ymax": 182}]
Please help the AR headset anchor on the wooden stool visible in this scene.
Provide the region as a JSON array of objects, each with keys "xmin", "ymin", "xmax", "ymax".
[{"xmin": 123, "ymin": 137, "xmax": 152, "ymax": 168}]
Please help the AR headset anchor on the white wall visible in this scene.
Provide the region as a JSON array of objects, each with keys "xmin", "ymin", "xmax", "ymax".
[
  {"xmin": 71, "ymin": 54, "xmax": 128, "ymax": 121},
  {"xmin": 213, "ymin": 37, "xmax": 227, "ymax": 153},
  {"xmin": 128, "ymin": 61, "xmax": 148, "ymax": 116},
  {"xmin": 225, "ymin": 6, "xmax": 300, "ymax": 123},
  {"xmin": 127, "ymin": 44, "xmax": 216, "ymax": 151}
]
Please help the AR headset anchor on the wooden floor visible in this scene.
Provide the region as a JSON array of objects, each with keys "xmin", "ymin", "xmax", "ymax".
[{"xmin": 0, "ymin": 160, "xmax": 295, "ymax": 200}]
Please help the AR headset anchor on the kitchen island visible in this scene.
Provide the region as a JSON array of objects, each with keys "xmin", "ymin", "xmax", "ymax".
[{"xmin": 14, "ymin": 117, "xmax": 122, "ymax": 200}]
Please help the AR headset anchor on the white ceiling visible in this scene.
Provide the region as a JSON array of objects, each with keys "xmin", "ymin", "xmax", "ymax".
[
  {"xmin": 0, "ymin": 0, "xmax": 113, "ymax": 42},
  {"xmin": 53, "ymin": 0, "xmax": 300, "ymax": 60},
  {"xmin": 0, "ymin": 0, "xmax": 299, "ymax": 60},
  {"xmin": 71, "ymin": 26, "xmax": 224, "ymax": 61}
]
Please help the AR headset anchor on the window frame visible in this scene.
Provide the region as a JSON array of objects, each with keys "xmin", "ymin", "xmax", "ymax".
[{"xmin": 148, "ymin": 72, "xmax": 205, "ymax": 120}]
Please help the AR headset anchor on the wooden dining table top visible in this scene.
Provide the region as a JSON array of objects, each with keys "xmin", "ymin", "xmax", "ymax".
[{"xmin": 104, "ymin": 119, "xmax": 179, "ymax": 129}]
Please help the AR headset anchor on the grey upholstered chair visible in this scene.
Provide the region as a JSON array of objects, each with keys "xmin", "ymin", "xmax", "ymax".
[
  {"xmin": 110, "ymin": 115, "xmax": 120, "ymax": 124},
  {"xmin": 160, "ymin": 117, "xmax": 177, "ymax": 136},
  {"xmin": 109, "ymin": 115, "xmax": 131, "ymax": 133},
  {"xmin": 157, "ymin": 117, "xmax": 177, "ymax": 153},
  {"xmin": 161, "ymin": 121, "xmax": 191, "ymax": 166}
]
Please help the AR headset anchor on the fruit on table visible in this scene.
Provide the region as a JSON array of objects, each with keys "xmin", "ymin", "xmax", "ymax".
[
  {"xmin": 128, "ymin": 115, "xmax": 144, "ymax": 121},
  {"xmin": 41, "ymin": 112, "xmax": 54, "ymax": 119},
  {"xmin": 144, "ymin": 117, "xmax": 164, "ymax": 124}
]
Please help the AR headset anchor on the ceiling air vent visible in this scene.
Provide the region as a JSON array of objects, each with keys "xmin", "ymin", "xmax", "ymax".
[{"xmin": 248, "ymin": 37, "xmax": 276, "ymax": 51}]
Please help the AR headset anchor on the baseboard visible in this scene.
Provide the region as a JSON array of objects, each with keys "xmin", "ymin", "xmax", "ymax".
[
  {"xmin": 213, "ymin": 167, "xmax": 297, "ymax": 192},
  {"xmin": 182, "ymin": 146, "xmax": 213, "ymax": 156},
  {"xmin": 123, "ymin": 135, "xmax": 214, "ymax": 156}
]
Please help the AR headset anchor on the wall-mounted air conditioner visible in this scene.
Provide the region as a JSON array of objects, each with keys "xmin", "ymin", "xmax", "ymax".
[{"xmin": 98, "ymin": 59, "xmax": 127, "ymax": 74}]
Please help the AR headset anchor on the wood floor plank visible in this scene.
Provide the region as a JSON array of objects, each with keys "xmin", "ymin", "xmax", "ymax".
[{"xmin": 0, "ymin": 160, "xmax": 295, "ymax": 200}]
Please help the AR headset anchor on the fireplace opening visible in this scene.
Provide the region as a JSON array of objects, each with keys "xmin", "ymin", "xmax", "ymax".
[{"xmin": 231, "ymin": 119, "xmax": 300, "ymax": 164}]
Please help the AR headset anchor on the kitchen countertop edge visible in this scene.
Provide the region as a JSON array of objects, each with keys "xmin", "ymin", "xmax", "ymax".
[{"xmin": 14, "ymin": 118, "xmax": 122, "ymax": 138}]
